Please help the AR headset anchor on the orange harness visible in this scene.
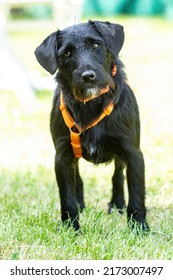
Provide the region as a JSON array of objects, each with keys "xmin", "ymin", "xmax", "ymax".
[{"xmin": 59, "ymin": 64, "xmax": 116, "ymax": 158}]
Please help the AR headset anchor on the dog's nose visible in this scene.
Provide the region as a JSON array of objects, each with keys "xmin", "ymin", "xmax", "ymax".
[{"xmin": 82, "ymin": 70, "xmax": 96, "ymax": 82}]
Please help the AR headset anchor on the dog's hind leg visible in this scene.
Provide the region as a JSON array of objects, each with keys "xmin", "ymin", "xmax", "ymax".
[
  {"xmin": 108, "ymin": 157, "xmax": 126, "ymax": 214},
  {"xmin": 55, "ymin": 154, "xmax": 80, "ymax": 230},
  {"xmin": 75, "ymin": 163, "xmax": 85, "ymax": 212}
]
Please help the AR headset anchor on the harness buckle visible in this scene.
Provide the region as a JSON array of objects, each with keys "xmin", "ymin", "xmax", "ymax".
[{"xmin": 69, "ymin": 127, "xmax": 81, "ymax": 135}]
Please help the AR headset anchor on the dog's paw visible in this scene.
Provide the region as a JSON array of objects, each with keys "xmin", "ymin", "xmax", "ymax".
[
  {"xmin": 108, "ymin": 202, "xmax": 126, "ymax": 215},
  {"xmin": 128, "ymin": 219, "xmax": 150, "ymax": 234},
  {"xmin": 78, "ymin": 202, "xmax": 86, "ymax": 213}
]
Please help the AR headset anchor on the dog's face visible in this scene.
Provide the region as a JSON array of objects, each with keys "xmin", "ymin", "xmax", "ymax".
[{"xmin": 35, "ymin": 21, "xmax": 124, "ymax": 102}]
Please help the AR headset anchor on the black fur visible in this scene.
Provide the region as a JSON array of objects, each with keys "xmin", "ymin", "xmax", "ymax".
[{"xmin": 35, "ymin": 20, "xmax": 149, "ymax": 231}]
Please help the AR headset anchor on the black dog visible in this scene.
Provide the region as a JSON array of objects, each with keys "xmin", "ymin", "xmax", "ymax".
[{"xmin": 35, "ymin": 20, "xmax": 149, "ymax": 231}]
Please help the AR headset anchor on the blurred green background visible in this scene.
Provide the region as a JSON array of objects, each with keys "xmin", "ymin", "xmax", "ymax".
[
  {"xmin": 6, "ymin": 0, "xmax": 173, "ymax": 19},
  {"xmin": 0, "ymin": 0, "xmax": 173, "ymax": 259}
]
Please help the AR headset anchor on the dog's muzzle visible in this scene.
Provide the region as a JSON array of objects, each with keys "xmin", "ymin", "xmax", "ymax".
[{"xmin": 72, "ymin": 64, "xmax": 117, "ymax": 103}]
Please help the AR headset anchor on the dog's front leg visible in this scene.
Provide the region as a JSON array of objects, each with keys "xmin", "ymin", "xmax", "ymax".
[
  {"xmin": 126, "ymin": 149, "xmax": 149, "ymax": 231},
  {"xmin": 75, "ymin": 164, "xmax": 85, "ymax": 212},
  {"xmin": 108, "ymin": 156, "xmax": 126, "ymax": 214},
  {"xmin": 55, "ymin": 155, "xmax": 79, "ymax": 230}
]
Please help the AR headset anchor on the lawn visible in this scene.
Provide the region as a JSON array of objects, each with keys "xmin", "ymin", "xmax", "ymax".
[{"xmin": 0, "ymin": 17, "xmax": 173, "ymax": 260}]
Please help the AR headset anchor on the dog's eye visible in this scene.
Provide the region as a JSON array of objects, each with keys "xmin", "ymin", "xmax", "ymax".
[
  {"xmin": 64, "ymin": 51, "xmax": 71, "ymax": 57},
  {"xmin": 93, "ymin": 43, "xmax": 99, "ymax": 49}
]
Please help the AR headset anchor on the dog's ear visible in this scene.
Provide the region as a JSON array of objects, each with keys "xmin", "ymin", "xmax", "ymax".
[
  {"xmin": 35, "ymin": 31, "xmax": 59, "ymax": 75},
  {"xmin": 89, "ymin": 21, "xmax": 124, "ymax": 58}
]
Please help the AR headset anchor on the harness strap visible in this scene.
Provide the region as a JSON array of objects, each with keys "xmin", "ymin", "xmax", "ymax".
[
  {"xmin": 85, "ymin": 102, "xmax": 114, "ymax": 131},
  {"xmin": 60, "ymin": 96, "xmax": 77, "ymax": 129},
  {"xmin": 60, "ymin": 92, "xmax": 114, "ymax": 158},
  {"xmin": 70, "ymin": 131, "xmax": 82, "ymax": 158}
]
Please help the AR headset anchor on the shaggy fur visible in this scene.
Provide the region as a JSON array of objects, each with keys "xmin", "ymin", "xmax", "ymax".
[{"xmin": 35, "ymin": 20, "xmax": 149, "ymax": 231}]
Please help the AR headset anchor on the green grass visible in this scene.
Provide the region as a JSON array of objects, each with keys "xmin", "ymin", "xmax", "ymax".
[
  {"xmin": 0, "ymin": 164, "xmax": 172, "ymax": 260},
  {"xmin": 0, "ymin": 17, "xmax": 173, "ymax": 260}
]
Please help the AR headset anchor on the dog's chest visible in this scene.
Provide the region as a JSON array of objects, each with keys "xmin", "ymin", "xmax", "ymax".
[
  {"xmin": 81, "ymin": 129, "xmax": 100, "ymax": 159},
  {"xmin": 83, "ymin": 143, "xmax": 102, "ymax": 163},
  {"xmin": 88, "ymin": 145, "xmax": 97, "ymax": 156},
  {"xmin": 81, "ymin": 129, "xmax": 112, "ymax": 163},
  {"xmin": 86, "ymin": 144, "xmax": 100, "ymax": 161}
]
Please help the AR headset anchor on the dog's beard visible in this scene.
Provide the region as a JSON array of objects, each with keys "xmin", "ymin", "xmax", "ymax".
[
  {"xmin": 73, "ymin": 86, "xmax": 100, "ymax": 102},
  {"xmin": 85, "ymin": 87, "xmax": 99, "ymax": 96}
]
